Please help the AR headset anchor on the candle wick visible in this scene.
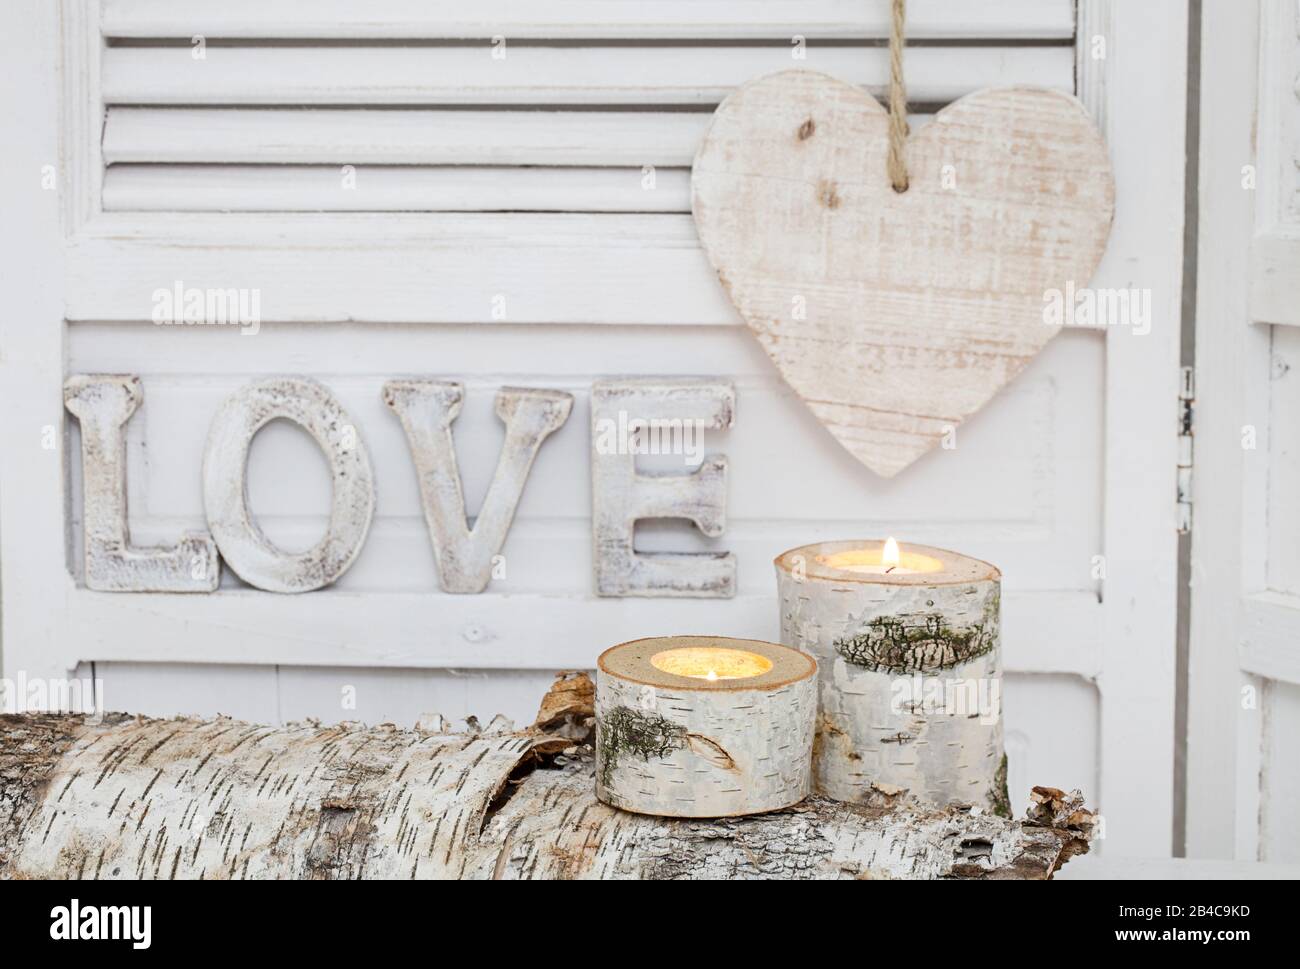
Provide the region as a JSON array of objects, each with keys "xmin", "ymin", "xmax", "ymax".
[{"xmin": 885, "ymin": 566, "xmax": 896, "ymax": 574}]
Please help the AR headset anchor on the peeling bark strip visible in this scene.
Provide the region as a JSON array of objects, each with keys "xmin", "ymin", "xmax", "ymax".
[
  {"xmin": 0, "ymin": 691, "xmax": 1094, "ymax": 880},
  {"xmin": 384, "ymin": 381, "xmax": 572, "ymax": 594},
  {"xmin": 64, "ymin": 375, "xmax": 219, "ymax": 592},
  {"xmin": 0, "ymin": 715, "xmax": 84, "ymax": 876},
  {"xmin": 776, "ymin": 542, "xmax": 1007, "ymax": 813}
]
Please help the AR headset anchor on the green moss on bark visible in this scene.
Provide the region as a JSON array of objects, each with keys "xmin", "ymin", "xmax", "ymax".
[
  {"xmin": 833, "ymin": 592, "xmax": 1000, "ymax": 675},
  {"xmin": 597, "ymin": 706, "xmax": 686, "ymax": 788}
]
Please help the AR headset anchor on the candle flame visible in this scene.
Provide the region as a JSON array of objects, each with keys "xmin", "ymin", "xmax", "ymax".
[
  {"xmin": 883, "ymin": 536, "xmax": 900, "ymax": 570},
  {"xmin": 705, "ymin": 670, "xmax": 718, "ymax": 682}
]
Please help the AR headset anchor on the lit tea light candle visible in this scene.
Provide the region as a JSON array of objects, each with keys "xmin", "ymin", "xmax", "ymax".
[
  {"xmin": 775, "ymin": 540, "xmax": 1007, "ymax": 814},
  {"xmin": 596, "ymin": 636, "xmax": 817, "ymax": 818},
  {"xmin": 818, "ymin": 536, "xmax": 944, "ymax": 576},
  {"xmin": 649, "ymin": 645, "xmax": 773, "ymax": 681}
]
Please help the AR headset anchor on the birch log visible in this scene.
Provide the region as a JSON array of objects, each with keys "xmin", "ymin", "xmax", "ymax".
[
  {"xmin": 0, "ymin": 675, "xmax": 1094, "ymax": 880},
  {"xmin": 595, "ymin": 637, "xmax": 817, "ymax": 817},
  {"xmin": 776, "ymin": 542, "xmax": 1007, "ymax": 812}
]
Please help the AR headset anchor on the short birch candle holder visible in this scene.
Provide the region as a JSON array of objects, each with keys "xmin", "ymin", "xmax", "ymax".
[
  {"xmin": 775, "ymin": 540, "xmax": 1009, "ymax": 814},
  {"xmin": 595, "ymin": 635, "xmax": 817, "ymax": 818}
]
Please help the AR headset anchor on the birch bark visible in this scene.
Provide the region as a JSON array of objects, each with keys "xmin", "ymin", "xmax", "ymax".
[{"xmin": 0, "ymin": 678, "xmax": 1091, "ymax": 880}]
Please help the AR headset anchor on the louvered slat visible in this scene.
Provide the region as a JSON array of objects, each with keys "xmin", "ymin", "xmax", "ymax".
[
  {"xmin": 101, "ymin": 0, "xmax": 1076, "ymax": 40},
  {"xmin": 102, "ymin": 165, "xmax": 691, "ymax": 213},
  {"xmin": 98, "ymin": 0, "xmax": 1076, "ymax": 214},
  {"xmin": 101, "ymin": 45, "xmax": 1073, "ymax": 106},
  {"xmin": 103, "ymin": 109, "xmax": 713, "ymax": 166}
]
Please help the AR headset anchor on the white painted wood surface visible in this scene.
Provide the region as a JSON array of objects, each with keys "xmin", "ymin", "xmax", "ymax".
[
  {"xmin": 95, "ymin": 0, "xmax": 1071, "ymax": 220},
  {"xmin": 1248, "ymin": 1, "xmax": 1300, "ymax": 328},
  {"xmin": 691, "ymin": 74, "xmax": 1114, "ymax": 476},
  {"xmin": 100, "ymin": 1, "xmax": 1077, "ymax": 41},
  {"xmin": 0, "ymin": 0, "xmax": 1187, "ymax": 860},
  {"xmin": 100, "ymin": 45, "xmax": 1073, "ymax": 108},
  {"xmin": 102, "ymin": 108, "xmax": 717, "ymax": 167},
  {"xmin": 1187, "ymin": 0, "xmax": 1300, "ymax": 864},
  {"xmin": 102, "ymin": 165, "xmax": 695, "ymax": 214},
  {"xmin": 1091, "ymin": 0, "xmax": 1186, "ymax": 859}
]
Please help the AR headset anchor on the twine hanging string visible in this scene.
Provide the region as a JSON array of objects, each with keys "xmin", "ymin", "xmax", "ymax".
[{"xmin": 887, "ymin": 0, "xmax": 910, "ymax": 192}]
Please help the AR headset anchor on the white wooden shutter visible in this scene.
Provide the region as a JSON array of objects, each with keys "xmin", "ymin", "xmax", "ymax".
[
  {"xmin": 1189, "ymin": 0, "xmax": 1300, "ymax": 864},
  {"xmin": 97, "ymin": 1, "xmax": 1072, "ymax": 215},
  {"xmin": 0, "ymin": 0, "xmax": 1188, "ymax": 858}
]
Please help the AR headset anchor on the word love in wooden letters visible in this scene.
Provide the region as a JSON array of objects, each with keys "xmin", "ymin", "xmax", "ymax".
[{"xmin": 64, "ymin": 375, "xmax": 735, "ymax": 598}]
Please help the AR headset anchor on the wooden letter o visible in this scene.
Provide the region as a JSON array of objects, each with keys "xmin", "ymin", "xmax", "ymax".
[{"xmin": 202, "ymin": 378, "xmax": 375, "ymax": 593}]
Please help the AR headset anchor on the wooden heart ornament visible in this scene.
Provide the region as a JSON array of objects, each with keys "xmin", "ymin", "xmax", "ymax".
[{"xmin": 691, "ymin": 71, "xmax": 1115, "ymax": 477}]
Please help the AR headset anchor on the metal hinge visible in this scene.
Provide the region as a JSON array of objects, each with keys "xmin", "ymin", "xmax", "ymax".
[{"xmin": 1176, "ymin": 366, "xmax": 1194, "ymax": 534}]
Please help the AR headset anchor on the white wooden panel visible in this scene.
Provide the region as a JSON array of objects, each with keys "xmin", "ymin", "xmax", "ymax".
[
  {"xmin": 1002, "ymin": 675, "xmax": 1099, "ymax": 814},
  {"xmin": 103, "ymin": 109, "xmax": 713, "ymax": 166},
  {"xmin": 1242, "ymin": 593, "xmax": 1300, "ymax": 686},
  {"xmin": 84, "ymin": 662, "xmax": 563, "ymax": 727},
  {"xmin": 67, "ymin": 216, "xmax": 738, "ymax": 324},
  {"xmin": 1268, "ymin": 324, "xmax": 1300, "ymax": 596},
  {"xmin": 1187, "ymin": 0, "xmax": 1278, "ymax": 861},
  {"xmin": 59, "ymin": 316, "xmax": 1106, "ymax": 676},
  {"xmin": 1253, "ymin": 0, "xmax": 1300, "ymax": 229},
  {"xmin": 103, "ymin": 165, "xmax": 691, "ymax": 213},
  {"xmin": 101, "ymin": 0, "xmax": 1077, "ymax": 40},
  {"xmin": 63, "ymin": 590, "xmax": 1099, "ymax": 675},
  {"xmin": 66, "ymin": 324, "xmax": 1104, "ymax": 592},
  {"xmin": 0, "ymin": 0, "xmax": 68, "ymax": 687},
  {"xmin": 93, "ymin": 662, "xmax": 279, "ymax": 721},
  {"xmin": 100, "ymin": 45, "xmax": 1074, "ymax": 106},
  {"xmin": 1249, "ymin": 0, "xmax": 1300, "ymax": 325},
  {"xmin": 1060, "ymin": 857, "xmax": 1300, "ymax": 879},
  {"xmin": 1093, "ymin": 0, "xmax": 1185, "ymax": 857},
  {"xmin": 276, "ymin": 667, "xmax": 558, "ymax": 729},
  {"xmin": 80, "ymin": 209, "xmax": 1140, "ymax": 324},
  {"xmin": 65, "ymin": 209, "xmax": 1107, "ymax": 319},
  {"xmin": 1251, "ymin": 234, "xmax": 1300, "ymax": 326},
  {"xmin": 1261, "ymin": 679, "xmax": 1300, "ymax": 862},
  {"xmin": 67, "ymin": 210, "xmax": 1111, "ymax": 322}
]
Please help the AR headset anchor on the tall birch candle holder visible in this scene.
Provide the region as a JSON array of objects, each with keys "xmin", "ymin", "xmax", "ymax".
[
  {"xmin": 595, "ymin": 636, "xmax": 817, "ymax": 818},
  {"xmin": 775, "ymin": 540, "xmax": 1009, "ymax": 814}
]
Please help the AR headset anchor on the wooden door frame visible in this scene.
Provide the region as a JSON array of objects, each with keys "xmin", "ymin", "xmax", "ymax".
[
  {"xmin": 1186, "ymin": 0, "xmax": 1260, "ymax": 861},
  {"xmin": 1077, "ymin": 0, "xmax": 1188, "ymax": 857},
  {"xmin": 1187, "ymin": 0, "xmax": 1300, "ymax": 861}
]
